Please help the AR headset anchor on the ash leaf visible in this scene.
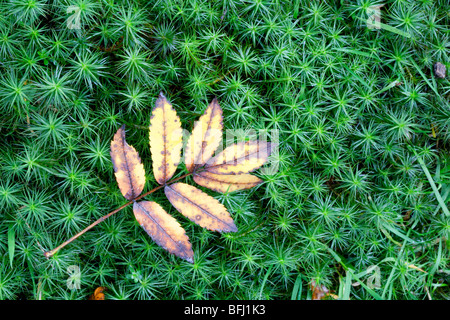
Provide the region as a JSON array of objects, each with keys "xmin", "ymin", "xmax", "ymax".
[{"xmin": 110, "ymin": 125, "xmax": 146, "ymax": 200}]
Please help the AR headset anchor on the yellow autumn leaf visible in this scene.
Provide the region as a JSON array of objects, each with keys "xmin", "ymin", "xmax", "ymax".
[
  {"xmin": 149, "ymin": 92, "xmax": 183, "ymax": 185},
  {"xmin": 193, "ymin": 170, "xmax": 262, "ymax": 193},
  {"xmin": 164, "ymin": 182, "xmax": 238, "ymax": 233},
  {"xmin": 205, "ymin": 140, "xmax": 276, "ymax": 175},
  {"xmin": 185, "ymin": 98, "xmax": 223, "ymax": 173},
  {"xmin": 133, "ymin": 201, "xmax": 194, "ymax": 263},
  {"xmin": 110, "ymin": 125, "xmax": 146, "ymax": 200}
]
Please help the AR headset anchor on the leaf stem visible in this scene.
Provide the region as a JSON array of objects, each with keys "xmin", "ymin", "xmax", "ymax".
[{"xmin": 44, "ymin": 172, "xmax": 193, "ymax": 258}]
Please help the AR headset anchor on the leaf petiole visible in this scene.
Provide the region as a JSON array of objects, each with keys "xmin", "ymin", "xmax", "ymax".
[{"xmin": 44, "ymin": 172, "xmax": 192, "ymax": 258}]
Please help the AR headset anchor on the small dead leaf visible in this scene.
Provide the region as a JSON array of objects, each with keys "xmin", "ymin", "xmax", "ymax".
[
  {"xmin": 149, "ymin": 92, "xmax": 183, "ymax": 185},
  {"xmin": 407, "ymin": 264, "xmax": 427, "ymax": 273},
  {"xmin": 403, "ymin": 210, "xmax": 412, "ymax": 221},
  {"xmin": 133, "ymin": 201, "xmax": 194, "ymax": 263},
  {"xmin": 434, "ymin": 62, "xmax": 446, "ymax": 79},
  {"xmin": 164, "ymin": 182, "xmax": 238, "ymax": 233},
  {"xmin": 89, "ymin": 287, "xmax": 106, "ymax": 300},
  {"xmin": 110, "ymin": 125, "xmax": 146, "ymax": 200},
  {"xmin": 310, "ymin": 280, "xmax": 330, "ymax": 300},
  {"xmin": 193, "ymin": 170, "xmax": 262, "ymax": 193},
  {"xmin": 205, "ymin": 140, "xmax": 276, "ymax": 175},
  {"xmin": 185, "ymin": 97, "xmax": 223, "ymax": 173}
]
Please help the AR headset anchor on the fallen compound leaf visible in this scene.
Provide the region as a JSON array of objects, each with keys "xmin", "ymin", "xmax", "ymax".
[
  {"xmin": 164, "ymin": 182, "xmax": 238, "ymax": 233},
  {"xmin": 205, "ymin": 140, "xmax": 276, "ymax": 175},
  {"xmin": 185, "ymin": 97, "xmax": 223, "ymax": 173},
  {"xmin": 193, "ymin": 170, "xmax": 262, "ymax": 193},
  {"xmin": 133, "ymin": 201, "xmax": 194, "ymax": 263},
  {"xmin": 149, "ymin": 92, "xmax": 183, "ymax": 185},
  {"xmin": 89, "ymin": 287, "xmax": 106, "ymax": 300},
  {"xmin": 48, "ymin": 94, "xmax": 277, "ymax": 264},
  {"xmin": 110, "ymin": 125, "xmax": 146, "ymax": 200}
]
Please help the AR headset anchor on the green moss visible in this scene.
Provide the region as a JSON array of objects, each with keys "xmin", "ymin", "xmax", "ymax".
[{"xmin": 0, "ymin": 0, "xmax": 449, "ymax": 300}]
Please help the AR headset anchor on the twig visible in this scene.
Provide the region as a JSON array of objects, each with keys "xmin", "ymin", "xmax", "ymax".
[
  {"xmin": 44, "ymin": 172, "xmax": 192, "ymax": 258},
  {"xmin": 207, "ymin": 68, "xmax": 236, "ymax": 86}
]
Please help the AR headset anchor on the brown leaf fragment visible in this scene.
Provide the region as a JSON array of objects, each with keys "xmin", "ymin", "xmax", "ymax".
[
  {"xmin": 193, "ymin": 171, "xmax": 262, "ymax": 193},
  {"xmin": 434, "ymin": 62, "xmax": 446, "ymax": 79},
  {"xmin": 89, "ymin": 287, "xmax": 106, "ymax": 300},
  {"xmin": 164, "ymin": 182, "xmax": 238, "ymax": 233},
  {"xmin": 110, "ymin": 125, "xmax": 146, "ymax": 200},
  {"xmin": 310, "ymin": 280, "xmax": 332, "ymax": 300},
  {"xmin": 149, "ymin": 92, "xmax": 183, "ymax": 185},
  {"xmin": 133, "ymin": 201, "xmax": 194, "ymax": 263},
  {"xmin": 185, "ymin": 98, "xmax": 223, "ymax": 173},
  {"xmin": 205, "ymin": 140, "xmax": 276, "ymax": 175}
]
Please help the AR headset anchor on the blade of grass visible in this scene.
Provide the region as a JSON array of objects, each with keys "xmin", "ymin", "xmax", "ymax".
[
  {"xmin": 354, "ymin": 16, "xmax": 412, "ymax": 38},
  {"xmin": 8, "ymin": 225, "xmax": 15, "ymax": 268},
  {"xmin": 381, "ymin": 231, "xmax": 414, "ymax": 299},
  {"xmin": 341, "ymin": 63, "xmax": 371, "ymax": 89},
  {"xmin": 323, "ymin": 244, "xmax": 382, "ymax": 300},
  {"xmin": 293, "ymin": 0, "xmax": 300, "ymax": 19},
  {"xmin": 375, "ymin": 80, "xmax": 402, "ymax": 95},
  {"xmin": 409, "ymin": 59, "xmax": 440, "ymax": 97},
  {"xmin": 410, "ymin": 146, "xmax": 450, "ymax": 217},
  {"xmin": 381, "ymin": 222, "xmax": 417, "ymax": 245},
  {"xmin": 376, "ymin": 22, "xmax": 412, "ymax": 38},
  {"xmin": 379, "ymin": 224, "xmax": 402, "ymax": 247},
  {"xmin": 259, "ymin": 265, "xmax": 273, "ymax": 300},
  {"xmin": 426, "ymin": 238, "xmax": 442, "ymax": 299},
  {"xmin": 429, "ymin": 238, "xmax": 442, "ymax": 276},
  {"xmin": 381, "ymin": 266, "xmax": 397, "ymax": 300},
  {"xmin": 341, "ymin": 271, "xmax": 352, "ymax": 300},
  {"xmin": 348, "ymin": 270, "xmax": 383, "ymax": 300},
  {"xmin": 291, "ymin": 274, "xmax": 303, "ymax": 300},
  {"xmin": 338, "ymin": 276, "xmax": 345, "ymax": 299},
  {"xmin": 334, "ymin": 47, "xmax": 381, "ymax": 61},
  {"xmin": 434, "ymin": 185, "xmax": 450, "ymax": 215},
  {"xmin": 306, "ymin": 283, "xmax": 312, "ymax": 300}
]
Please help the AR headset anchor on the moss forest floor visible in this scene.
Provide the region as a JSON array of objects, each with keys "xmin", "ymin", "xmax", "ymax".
[{"xmin": 0, "ymin": 0, "xmax": 449, "ymax": 300}]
